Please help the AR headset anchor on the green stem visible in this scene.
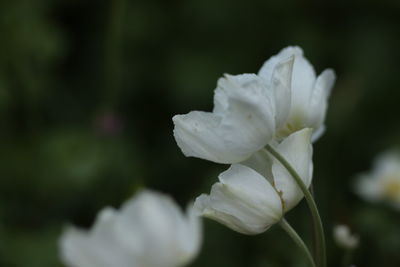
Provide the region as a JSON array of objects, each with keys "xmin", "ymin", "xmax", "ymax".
[
  {"xmin": 309, "ymin": 183, "xmax": 318, "ymax": 259},
  {"xmin": 279, "ymin": 219, "xmax": 317, "ymax": 267},
  {"xmin": 266, "ymin": 144, "xmax": 326, "ymax": 267}
]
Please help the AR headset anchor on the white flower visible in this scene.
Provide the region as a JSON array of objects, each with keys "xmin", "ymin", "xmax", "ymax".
[
  {"xmin": 173, "ymin": 55, "xmax": 295, "ymax": 164},
  {"xmin": 60, "ymin": 190, "xmax": 202, "ymax": 267},
  {"xmin": 355, "ymin": 151, "xmax": 400, "ymax": 209},
  {"xmin": 333, "ymin": 224, "xmax": 359, "ymax": 249},
  {"xmin": 259, "ymin": 46, "xmax": 336, "ymax": 141},
  {"xmin": 194, "ymin": 128, "xmax": 313, "ymax": 234}
]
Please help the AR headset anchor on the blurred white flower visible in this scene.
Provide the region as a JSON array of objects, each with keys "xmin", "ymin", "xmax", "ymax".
[
  {"xmin": 333, "ymin": 224, "xmax": 359, "ymax": 250},
  {"xmin": 194, "ymin": 128, "xmax": 313, "ymax": 234},
  {"xmin": 259, "ymin": 46, "xmax": 336, "ymax": 141},
  {"xmin": 355, "ymin": 151, "xmax": 400, "ymax": 209},
  {"xmin": 173, "ymin": 56, "xmax": 295, "ymax": 164},
  {"xmin": 60, "ymin": 190, "xmax": 202, "ymax": 267}
]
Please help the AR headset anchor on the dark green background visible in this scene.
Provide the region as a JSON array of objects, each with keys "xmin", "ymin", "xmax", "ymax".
[{"xmin": 1, "ymin": 0, "xmax": 400, "ymax": 266}]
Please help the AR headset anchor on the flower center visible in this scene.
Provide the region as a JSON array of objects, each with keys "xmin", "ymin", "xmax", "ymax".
[{"xmin": 383, "ymin": 178, "xmax": 400, "ymax": 200}]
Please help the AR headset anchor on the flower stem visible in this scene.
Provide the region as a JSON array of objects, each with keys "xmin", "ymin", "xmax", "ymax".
[
  {"xmin": 279, "ymin": 219, "xmax": 317, "ymax": 267},
  {"xmin": 266, "ymin": 144, "xmax": 326, "ymax": 267},
  {"xmin": 309, "ymin": 183, "xmax": 318, "ymax": 260}
]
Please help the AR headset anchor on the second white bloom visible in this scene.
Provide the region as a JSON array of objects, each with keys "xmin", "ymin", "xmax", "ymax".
[{"xmin": 194, "ymin": 128, "xmax": 313, "ymax": 234}]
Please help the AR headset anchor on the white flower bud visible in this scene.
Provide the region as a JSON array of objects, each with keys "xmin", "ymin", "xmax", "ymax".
[{"xmin": 195, "ymin": 129, "xmax": 313, "ymax": 234}]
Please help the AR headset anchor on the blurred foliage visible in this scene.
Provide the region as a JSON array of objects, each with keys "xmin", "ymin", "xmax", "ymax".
[{"xmin": 1, "ymin": 0, "xmax": 400, "ymax": 266}]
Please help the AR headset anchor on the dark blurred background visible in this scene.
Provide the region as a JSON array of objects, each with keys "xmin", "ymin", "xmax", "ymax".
[{"xmin": 1, "ymin": 0, "xmax": 400, "ymax": 266}]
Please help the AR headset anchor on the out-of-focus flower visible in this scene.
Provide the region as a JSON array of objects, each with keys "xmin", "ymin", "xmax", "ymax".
[
  {"xmin": 333, "ymin": 224, "xmax": 359, "ymax": 250},
  {"xmin": 60, "ymin": 190, "xmax": 202, "ymax": 267},
  {"xmin": 259, "ymin": 46, "xmax": 336, "ymax": 141},
  {"xmin": 355, "ymin": 151, "xmax": 400, "ymax": 209},
  {"xmin": 173, "ymin": 56, "xmax": 295, "ymax": 164},
  {"xmin": 194, "ymin": 128, "xmax": 313, "ymax": 235}
]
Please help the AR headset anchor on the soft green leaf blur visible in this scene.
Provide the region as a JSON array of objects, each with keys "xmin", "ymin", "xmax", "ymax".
[{"xmin": 1, "ymin": 0, "xmax": 400, "ymax": 266}]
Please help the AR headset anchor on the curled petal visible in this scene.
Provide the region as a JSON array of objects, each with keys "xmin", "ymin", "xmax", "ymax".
[
  {"xmin": 307, "ymin": 69, "xmax": 336, "ymax": 138},
  {"xmin": 258, "ymin": 46, "xmax": 302, "ymax": 81},
  {"xmin": 272, "ymin": 128, "xmax": 313, "ymax": 212},
  {"xmin": 194, "ymin": 164, "xmax": 283, "ymax": 235},
  {"xmin": 271, "ymin": 56, "xmax": 295, "ymax": 130},
  {"xmin": 258, "ymin": 48, "xmax": 296, "ymax": 130}
]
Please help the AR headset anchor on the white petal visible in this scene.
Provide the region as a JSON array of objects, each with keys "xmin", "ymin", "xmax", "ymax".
[
  {"xmin": 173, "ymin": 74, "xmax": 276, "ymax": 164},
  {"xmin": 177, "ymin": 204, "xmax": 203, "ymax": 266},
  {"xmin": 258, "ymin": 46, "xmax": 303, "ymax": 81},
  {"xmin": 272, "ymin": 128, "xmax": 313, "ymax": 212},
  {"xmin": 315, "ymin": 69, "xmax": 336, "ymax": 99},
  {"xmin": 259, "ymin": 46, "xmax": 316, "ymax": 111},
  {"xmin": 60, "ymin": 227, "xmax": 107, "ymax": 267},
  {"xmin": 354, "ymin": 176, "xmax": 383, "ymax": 202},
  {"xmin": 306, "ymin": 69, "xmax": 336, "ymax": 139},
  {"xmin": 194, "ymin": 194, "xmax": 257, "ymax": 234},
  {"xmin": 290, "ymin": 52, "xmax": 316, "ymax": 114},
  {"xmin": 270, "ymin": 56, "xmax": 295, "ymax": 130},
  {"xmin": 194, "ymin": 164, "xmax": 283, "ymax": 235},
  {"xmin": 60, "ymin": 191, "xmax": 201, "ymax": 267},
  {"xmin": 311, "ymin": 124, "xmax": 326, "ymax": 143},
  {"xmin": 373, "ymin": 151, "xmax": 400, "ymax": 175},
  {"xmin": 115, "ymin": 191, "xmax": 201, "ymax": 267},
  {"xmin": 241, "ymin": 149, "xmax": 274, "ymax": 183},
  {"xmin": 60, "ymin": 208, "xmax": 134, "ymax": 267}
]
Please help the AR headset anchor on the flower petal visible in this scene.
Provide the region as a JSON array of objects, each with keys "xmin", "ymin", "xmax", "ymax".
[
  {"xmin": 307, "ymin": 69, "xmax": 336, "ymax": 139},
  {"xmin": 173, "ymin": 74, "xmax": 276, "ymax": 164},
  {"xmin": 60, "ymin": 191, "xmax": 201, "ymax": 267},
  {"xmin": 288, "ymin": 49, "xmax": 317, "ymax": 118},
  {"xmin": 60, "ymin": 208, "xmax": 134, "ymax": 267},
  {"xmin": 115, "ymin": 191, "xmax": 201, "ymax": 267},
  {"xmin": 272, "ymin": 128, "xmax": 313, "ymax": 212},
  {"xmin": 178, "ymin": 204, "xmax": 203, "ymax": 265},
  {"xmin": 259, "ymin": 46, "xmax": 316, "ymax": 108},
  {"xmin": 355, "ymin": 176, "xmax": 383, "ymax": 203},
  {"xmin": 194, "ymin": 164, "xmax": 283, "ymax": 235},
  {"xmin": 270, "ymin": 56, "xmax": 295, "ymax": 130},
  {"xmin": 241, "ymin": 149, "xmax": 274, "ymax": 183},
  {"xmin": 311, "ymin": 124, "xmax": 326, "ymax": 143},
  {"xmin": 258, "ymin": 46, "xmax": 302, "ymax": 81}
]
